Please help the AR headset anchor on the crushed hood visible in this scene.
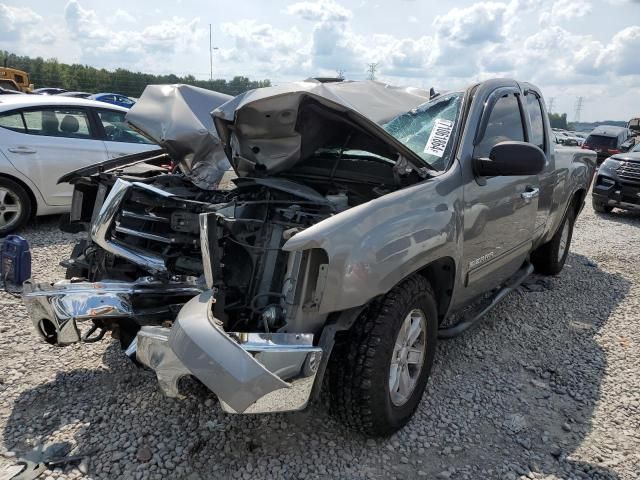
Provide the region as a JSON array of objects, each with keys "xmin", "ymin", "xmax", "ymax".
[
  {"xmin": 126, "ymin": 84, "xmax": 233, "ymax": 189},
  {"xmin": 211, "ymin": 80, "xmax": 433, "ymax": 177}
]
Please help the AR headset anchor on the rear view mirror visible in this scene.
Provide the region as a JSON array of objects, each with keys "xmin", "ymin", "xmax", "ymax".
[{"xmin": 474, "ymin": 141, "xmax": 545, "ymax": 176}]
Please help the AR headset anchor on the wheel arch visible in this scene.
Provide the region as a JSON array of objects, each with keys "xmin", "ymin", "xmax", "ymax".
[
  {"xmin": 414, "ymin": 257, "xmax": 456, "ymax": 323},
  {"xmin": 0, "ymin": 172, "xmax": 39, "ymax": 217},
  {"xmin": 571, "ymin": 187, "xmax": 587, "ymax": 217}
]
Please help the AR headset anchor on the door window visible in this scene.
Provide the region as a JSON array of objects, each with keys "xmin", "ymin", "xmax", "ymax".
[
  {"xmin": 97, "ymin": 109, "xmax": 154, "ymax": 144},
  {"xmin": 0, "ymin": 112, "xmax": 26, "ymax": 133},
  {"xmin": 525, "ymin": 94, "xmax": 545, "ymax": 150},
  {"xmin": 22, "ymin": 108, "xmax": 92, "ymax": 139},
  {"xmin": 475, "ymin": 94, "xmax": 525, "ymax": 158}
]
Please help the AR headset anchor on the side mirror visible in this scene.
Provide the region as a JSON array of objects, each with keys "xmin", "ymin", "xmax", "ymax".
[{"xmin": 474, "ymin": 141, "xmax": 545, "ymax": 177}]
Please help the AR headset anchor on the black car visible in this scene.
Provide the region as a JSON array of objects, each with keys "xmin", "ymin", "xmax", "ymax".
[
  {"xmin": 583, "ymin": 125, "xmax": 629, "ymax": 165},
  {"xmin": 592, "ymin": 143, "xmax": 640, "ymax": 213}
]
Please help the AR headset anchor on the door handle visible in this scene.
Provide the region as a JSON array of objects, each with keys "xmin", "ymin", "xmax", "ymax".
[
  {"xmin": 520, "ymin": 187, "xmax": 539, "ymax": 202},
  {"xmin": 8, "ymin": 146, "xmax": 36, "ymax": 154}
]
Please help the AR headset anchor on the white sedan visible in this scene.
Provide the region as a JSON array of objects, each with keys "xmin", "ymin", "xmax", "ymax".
[{"xmin": 0, "ymin": 95, "xmax": 158, "ymax": 234}]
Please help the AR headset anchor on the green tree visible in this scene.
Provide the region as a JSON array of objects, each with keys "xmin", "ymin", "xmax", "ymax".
[
  {"xmin": 1, "ymin": 51, "xmax": 271, "ymax": 97},
  {"xmin": 548, "ymin": 113, "xmax": 568, "ymax": 130}
]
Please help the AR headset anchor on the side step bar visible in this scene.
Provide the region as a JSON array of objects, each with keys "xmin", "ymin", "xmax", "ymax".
[{"xmin": 438, "ymin": 262, "xmax": 534, "ymax": 339}]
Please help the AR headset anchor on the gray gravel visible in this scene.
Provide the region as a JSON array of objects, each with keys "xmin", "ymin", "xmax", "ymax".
[{"xmin": 1, "ymin": 203, "xmax": 639, "ymax": 480}]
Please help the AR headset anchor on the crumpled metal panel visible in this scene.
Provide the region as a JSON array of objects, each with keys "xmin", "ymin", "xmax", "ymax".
[
  {"xmin": 137, "ymin": 326, "xmax": 191, "ymax": 398},
  {"xmin": 168, "ymin": 291, "xmax": 290, "ymax": 412},
  {"xmin": 126, "ymin": 84, "xmax": 232, "ymax": 189},
  {"xmin": 213, "ymin": 80, "xmax": 430, "ymax": 126},
  {"xmin": 211, "ymin": 80, "xmax": 432, "ymax": 177}
]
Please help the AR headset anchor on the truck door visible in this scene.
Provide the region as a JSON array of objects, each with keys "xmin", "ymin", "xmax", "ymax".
[
  {"xmin": 523, "ymin": 90, "xmax": 553, "ymax": 235},
  {"xmin": 461, "ymin": 90, "xmax": 539, "ymax": 299}
]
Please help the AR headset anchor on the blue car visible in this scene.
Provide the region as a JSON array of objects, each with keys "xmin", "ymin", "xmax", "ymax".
[{"xmin": 89, "ymin": 93, "xmax": 136, "ymax": 109}]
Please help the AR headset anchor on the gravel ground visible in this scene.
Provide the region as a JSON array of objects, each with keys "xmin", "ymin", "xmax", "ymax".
[{"xmin": 0, "ymin": 202, "xmax": 639, "ymax": 480}]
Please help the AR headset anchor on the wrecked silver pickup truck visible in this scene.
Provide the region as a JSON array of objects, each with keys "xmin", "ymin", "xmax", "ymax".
[{"xmin": 23, "ymin": 79, "xmax": 596, "ymax": 436}]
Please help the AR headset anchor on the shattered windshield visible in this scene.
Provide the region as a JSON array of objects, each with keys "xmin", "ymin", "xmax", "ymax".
[{"xmin": 383, "ymin": 92, "xmax": 463, "ymax": 171}]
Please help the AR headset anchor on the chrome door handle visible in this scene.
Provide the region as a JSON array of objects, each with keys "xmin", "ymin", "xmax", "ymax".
[
  {"xmin": 520, "ymin": 188, "xmax": 539, "ymax": 202},
  {"xmin": 8, "ymin": 146, "xmax": 36, "ymax": 154}
]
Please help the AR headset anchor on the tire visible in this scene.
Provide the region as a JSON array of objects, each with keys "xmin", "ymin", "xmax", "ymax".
[
  {"xmin": 0, "ymin": 177, "xmax": 31, "ymax": 236},
  {"xmin": 327, "ymin": 275, "xmax": 438, "ymax": 436},
  {"xmin": 592, "ymin": 199, "xmax": 613, "ymax": 214},
  {"xmin": 531, "ymin": 205, "xmax": 575, "ymax": 276}
]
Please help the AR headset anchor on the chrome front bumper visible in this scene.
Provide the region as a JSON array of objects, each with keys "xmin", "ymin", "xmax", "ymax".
[
  {"xmin": 137, "ymin": 291, "xmax": 323, "ymax": 414},
  {"xmin": 23, "ymin": 278, "xmax": 203, "ymax": 345}
]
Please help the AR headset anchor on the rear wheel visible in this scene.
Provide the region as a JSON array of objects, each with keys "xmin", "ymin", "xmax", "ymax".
[
  {"xmin": 592, "ymin": 199, "xmax": 613, "ymax": 214},
  {"xmin": 531, "ymin": 206, "xmax": 575, "ymax": 275},
  {"xmin": 0, "ymin": 178, "xmax": 31, "ymax": 236},
  {"xmin": 327, "ymin": 275, "xmax": 438, "ymax": 436}
]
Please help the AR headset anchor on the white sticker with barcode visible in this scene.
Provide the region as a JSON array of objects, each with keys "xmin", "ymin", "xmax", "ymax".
[{"xmin": 423, "ymin": 118, "xmax": 454, "ymax": 157}]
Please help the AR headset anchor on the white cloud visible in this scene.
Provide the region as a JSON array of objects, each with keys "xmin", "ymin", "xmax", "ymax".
[
  {"xmin": 220, "ymin": 20, "xmax": 304, "ymax": 74},
  {"xmin": 598, "ymin": 26, "xmax": 640, "ymax": 75},
  {"xmin": 434, "ymin": 2, "xmax": 509, "ymax": 45},
  {"xmin": 539, "ymin": 0, "xmax": 592, "ymax": 24},
  {"xmin": 0, "ymin": 4, "xmax": 42, "ymax": 41},
  {"xmin": 63, "ymin": 0, "xmax": 204, "ymax": 68},
  {"xmin": 114, "ymin": 9, "xmax": 136, "ymax": 24},
  {"xmin": 286, "ymin": 0, "xmax": 352, "ymax": 22}
]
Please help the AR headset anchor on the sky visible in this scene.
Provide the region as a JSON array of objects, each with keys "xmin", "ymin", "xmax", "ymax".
[{"xmin": 1, "ymin": 0, "xmax": 639, "ymax": 122}]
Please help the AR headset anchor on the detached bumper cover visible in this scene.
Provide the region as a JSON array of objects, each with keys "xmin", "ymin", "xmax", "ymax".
[
  {"xmin": 137, "ymin": 291, "xmax": 323, "ymax": 414},
  {"xmin": 22, "ymin": 279, "xmax": 203, "ymax": 345}
]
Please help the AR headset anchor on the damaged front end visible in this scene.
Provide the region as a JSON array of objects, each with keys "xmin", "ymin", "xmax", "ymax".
[
  {"xmin": 137, "ymin": 292, "xmax": 322, "ymax": 413},
  {"xmin": 23, "ymin": 80, "xmax": 437, "ymax": 414}
]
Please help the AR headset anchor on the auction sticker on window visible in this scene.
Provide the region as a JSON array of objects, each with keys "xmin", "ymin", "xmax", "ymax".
[{"xmin": 424, "ymin": 119, "xmax": 454, "ymax": 157}]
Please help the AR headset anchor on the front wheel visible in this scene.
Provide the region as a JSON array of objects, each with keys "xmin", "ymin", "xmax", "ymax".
[
  {"xmin": 327, "ymin": 275, "xmax": 438, "ymax": 436},
  {"xmin": 531, "ymin": 205, "xmax": 575, "ymax": 275},
  {"xmin": 592, "ymin": 199, "xmax": 613, "ymax": 214}
]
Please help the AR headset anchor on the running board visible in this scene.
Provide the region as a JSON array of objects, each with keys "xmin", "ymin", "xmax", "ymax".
[{"xmin": 438, "ymin": 262, "xmax": 534, "ymax": 339}]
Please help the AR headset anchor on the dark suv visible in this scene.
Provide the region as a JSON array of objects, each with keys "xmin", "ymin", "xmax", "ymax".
[
  {"xmin": 592, "ymin": 142, "xmax": 640, "ymax": 213},
  {"xmin": 583, "ymin": 125, "xmax": 629, "ymax": 165}
]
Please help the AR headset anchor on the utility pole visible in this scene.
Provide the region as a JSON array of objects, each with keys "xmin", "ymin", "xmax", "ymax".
[
  {"xmin": 209, "ymin": 24, "xmax": 213, "ymax": 81},
  {"xmin": 574, "ymin": 96, "xmax": 583, "ymax": 123},
  {"xmin": 336, "ymin": 69, "xmax": 345, "ymax": 80},
  {"xmin": 367, "ymin": 63, "xmax": 378, "ymax": 81},
  {"xmin": 547, "ymin": 97, "xmax": 555, "ymax": 114}
]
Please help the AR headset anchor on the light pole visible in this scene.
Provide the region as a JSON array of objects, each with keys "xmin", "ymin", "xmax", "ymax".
[{"xmin": 209, "ymin": 24, "xmax": 219, "ymax": 81}]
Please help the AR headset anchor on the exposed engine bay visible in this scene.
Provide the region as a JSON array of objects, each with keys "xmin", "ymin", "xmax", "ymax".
[{"xmin": 63, "ymin": 142, "xmax": 418, "ymax": 345}]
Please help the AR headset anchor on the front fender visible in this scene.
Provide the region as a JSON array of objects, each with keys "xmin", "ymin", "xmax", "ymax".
[{"xmin": 283, "ymin": 167, "xmax": 463, "ymax": 313}]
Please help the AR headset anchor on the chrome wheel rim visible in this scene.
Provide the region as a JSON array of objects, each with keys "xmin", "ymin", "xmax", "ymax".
[
  {"xmin": 558, "ymin": 220, "xmax": 570, "ymax": 261},
  {"xmin": 389, "ymin": 309, "xmax": 427, "ymax": 407},
  {"xmin": 0, "ymin": 188, "xmax": 22, "ymax": 230}
]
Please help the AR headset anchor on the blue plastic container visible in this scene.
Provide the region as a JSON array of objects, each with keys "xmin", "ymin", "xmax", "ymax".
[{"xmin": 0, "ymin": 235, "xmax": 31, "ymax": 285}]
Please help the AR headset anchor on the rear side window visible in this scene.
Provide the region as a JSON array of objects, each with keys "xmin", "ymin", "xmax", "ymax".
[
  {"xmin": 22, "ymin": 108, "xmax": 92, "ymax": 139},
  {"xmin": 0, "ymin": 112, "xmax": 26, "ymax": 133},
  {"xmin": 525, "ymin": 94, "xmax": 545, "ymax": 150},
  {"xmin": 585, "ymin": 135, "xmax": 617, "ymax": 149},
  {"xmin": 97, "ymin": 109, "xmax": 154, "ymax": 144},
  {"xmin": 475, "ymin": 94, "xmax": 524, "ymax": 158}
]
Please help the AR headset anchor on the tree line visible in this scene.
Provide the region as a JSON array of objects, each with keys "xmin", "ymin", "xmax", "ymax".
[{"xmin": 2, "ymin": 51, "xmax": 271, "ymax": 97}]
